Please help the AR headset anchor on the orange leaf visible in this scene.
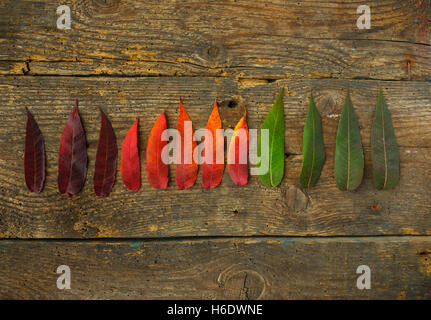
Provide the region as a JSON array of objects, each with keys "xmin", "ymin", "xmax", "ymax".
[
  {"xmin": 175, "ymin": 98, "xmax": 198, "ymax": 189},
  {"xmin": 228, "ymin": 113, "xmax": 249, "ymax": 186},
  {"xmin": 121, "ymin": 118, "xmax": 141, "ymax": 192},
  {"xmin": 202, "ymin": 100, "xmax": 224, "ymax": 189},
  {"xmin": 146, "ymin": 113, "xmax": 168, "ymax": 189}
]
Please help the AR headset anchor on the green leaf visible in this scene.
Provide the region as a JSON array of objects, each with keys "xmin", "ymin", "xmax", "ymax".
[
  {"xmin": 300, "ymin": 92, "xmax": 325, "ymax": 188},
  {"xmin": 258, "ymin": 89, "xmax": 285, "ymax": 187},
  {"xmin": 371, "ymin": 89, "xmax": 399, "ymax": 190},
  {"xmin": 334, "ymin": 91, "xmax": 364, "ymax": 191}
]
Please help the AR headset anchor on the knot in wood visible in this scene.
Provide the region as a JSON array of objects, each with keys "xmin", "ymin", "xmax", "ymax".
[
  {"xmin": 91, "ymin": 0, "xmax": 121, "ymax": 15},
  {"xmin": 207, "ymin": 46, "xmax": 220, "ymax": 58},
  {"xmin": 283, "ymin": 186, "xmax": 309, "ymax": 212},
  {"xmin": 218, "ymin": 265, "xmax": 266, "ymax": 300}
]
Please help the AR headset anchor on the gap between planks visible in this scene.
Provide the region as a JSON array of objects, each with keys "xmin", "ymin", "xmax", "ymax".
[
  {"xmin": 1, "ymin": 74, "xmax": 431, "ymax": 83},
  {"xmin": 1, "ymin": 235, "xmax": 430, "ymax": 244}
]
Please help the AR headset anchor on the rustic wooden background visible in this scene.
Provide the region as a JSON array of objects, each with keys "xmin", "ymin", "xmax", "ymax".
[{"xmin": 0, "ymin": 0, "xmax": 430, "ymax": 299}]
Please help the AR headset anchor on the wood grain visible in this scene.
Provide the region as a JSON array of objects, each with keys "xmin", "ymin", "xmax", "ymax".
[
  {"xmin": 0, "ymin": 237, "xmax": 430, "ymax": 299},
  {"xmin": 1, "ymin": 0, "xmax": 430, "ymax": 300},
  {"xmin": 1, "ymin": 0, "xmax": 430, "ymax": 79},
  {"xmin": 0, "ymin": 77, "xmax": 431, "ymax": 238}
]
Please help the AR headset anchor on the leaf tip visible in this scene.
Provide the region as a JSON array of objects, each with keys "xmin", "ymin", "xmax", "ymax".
[
  {"xmin": 25, "ymin": 107, "xmax": 32, "ymax": 118},
  {"xmin": 179, "ymin": 97, "xmax": 185, "ymax": 113},
  {"xmin": 344, "ymin": 89, "xmax": 353, "ymax": 107},
  {"xmin": 277, "ymin": 88, "xmax": 284, "ymax": 100},
  {"xmin": 99, "ymin": 107, "xmax": 112, "ymax": 124},
  {"xmin": 73, "ymin": 99, "xmax": 80, "ymax": 115},
  {"xmin": 378, "ymin": 87, "xmax": 384, "ymax": 99},
  {"xmin": 309, "ymin": 90, "xmax": 315, "ymax": 104},
  {"xmin": 133, "ymin": 117, "xmax": 139, "ymax": 127}
]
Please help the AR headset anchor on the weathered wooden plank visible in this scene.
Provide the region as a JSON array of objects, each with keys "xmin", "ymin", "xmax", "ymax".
[
  {"xmin": 1, "ymin": 0, "xmax": 430, "ymax": 79},
  {"xmin": 0, "ymin": 77, "xmax": 430, "ymax": 238},
  {"xmin": 0, "ymin": 237, "xmax": 430, "ymax": 299}
]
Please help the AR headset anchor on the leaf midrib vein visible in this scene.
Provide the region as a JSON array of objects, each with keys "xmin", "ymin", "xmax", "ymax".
[
  {"xmin": 307, "ymin": 108, "xmax": 316, "ymax": 188},
  {"xmin": 347, "ymin": 104, "xmax": 350, "ymax": 191},
  {"xmin": 67, "ymin": 126, "xmax": 75, "ymax": 192},
  {"xmin": 101, "ymin": 122, "xmax": 109, "ymax": 194},
  {"xmin": 31, "ymin": 121, "xmax": 37, "ymax": 190},
  {"xmin": 382, "ymin": 102, "xmax": 388, "ymax": 189},
  {"xmin": 269, "ymin": 106, "xmax": 280, "ymax": 186}
]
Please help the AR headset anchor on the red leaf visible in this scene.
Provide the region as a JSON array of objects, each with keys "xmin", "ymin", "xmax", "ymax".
[
  {"xmin": 175, "ymin": 98, "xmax": 198, "ymax": 189},
  {"xmin": 58, "ymin": 100, "xmax": 88, "ymax": 196},
  {"xmin": 94, "ymin": 108, "xmax": 118, "ymax": 197},
  {"xmin": 146, "ymin": 112, "xmax": 168, "ymax": 189},
  {"xmin": 202, "ymin": 100, "xmax": 224, "ymax": 189},
  {"xmin": 121, "ymin": 118, "xmax": 141, "ymax": 192},
  {"xmin": 228, "ymin": 114, "xmax": 249, "ymax": 186},
  {"xmin": 24, "ymin": 108, "xmax": 45, "ymax": 193}
]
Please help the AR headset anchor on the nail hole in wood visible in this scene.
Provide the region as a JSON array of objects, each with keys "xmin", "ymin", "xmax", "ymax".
[{"xmin": 228, "ymin": 100, "xmax": 237, "ymax": 109}]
